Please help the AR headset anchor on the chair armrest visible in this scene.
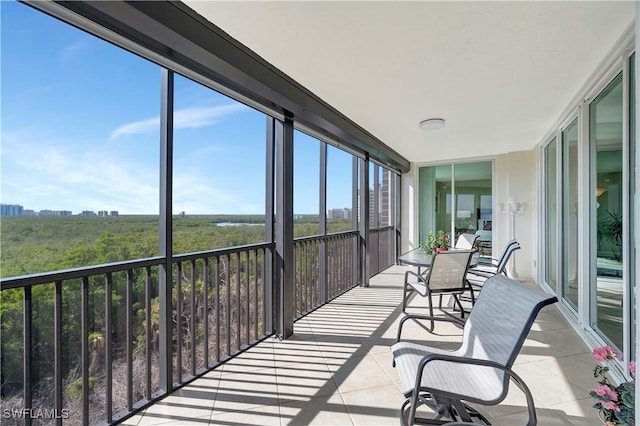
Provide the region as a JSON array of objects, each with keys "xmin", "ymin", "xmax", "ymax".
[
  {"xmin": 466, "ymin": 268, "xmax": 496, "ymax": 279},
  {"xmin": 396, "ymin": 313, "xmax": 465, "ymax": 342},
  {"xmin": 415, "ymin": 354, "xmax": 536, "ymax": 426},
  {"xmin": 404, "ymin": 269, "xmax": 424, "ymax": 282},
  {"xmin": 477, "ymin": 257, "xmax": 499, "ymax": 267},
  {"xmin": 404, "ymin": 270, "xmax": 431, "ymax": 291}
]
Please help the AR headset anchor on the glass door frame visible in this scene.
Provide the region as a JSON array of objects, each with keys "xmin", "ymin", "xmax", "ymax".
[
  {"xmin": 540, "ymin": 135, "xmax": 563, "ymax": 308},
  {"xmin": 538, "ymin": 112, "xmax": 582, "ymax": 316},
  {"xmin": 539, "ymin": 48, "xmax": 635, "ymax": 378},
  {"xmin": 417, "ymin": 159, "xmax": 495, "ymax": 253},
  {"xmin": 585, "ymin": 57, "xmax": 633, "ymax": 373}
]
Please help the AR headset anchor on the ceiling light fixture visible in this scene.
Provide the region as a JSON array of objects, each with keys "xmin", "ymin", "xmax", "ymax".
[{"xmin": 419, "ymin": 118, "xmax": 445, "ymax": 130}]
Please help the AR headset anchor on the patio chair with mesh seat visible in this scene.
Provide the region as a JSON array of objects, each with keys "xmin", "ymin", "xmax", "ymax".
[
  {"xmin": 392, "ymin": 275, "xmax": 558, "ymax": 426},
  {"xmin": 455, "ymin": 233, "xmax": 480, "ymax": 268},
  {"xmin": 467, "ymin": 239, "xmax": 520, "ymax": 280},
  {"xmin": 401, "ymin": 249, "xmax": 475, "ymax": 330},
  {"xmin": 455, "ymin": 233, "xmax": 478, "ymax": 250}
]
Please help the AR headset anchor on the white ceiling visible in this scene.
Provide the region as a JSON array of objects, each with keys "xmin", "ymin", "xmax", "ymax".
[{"xmin": 184, "ymin": 1, "xmax": 634, "ymax": 164}]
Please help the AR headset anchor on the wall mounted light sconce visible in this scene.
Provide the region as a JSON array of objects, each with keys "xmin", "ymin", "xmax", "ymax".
[
  {"xmin": 498, "ymin": 196, "xmax": 528, "ymax": 278},
  {"xmin": 508, "ymin": 196, "xmax": 527, "ymax": 216},
  {"xmin": 497, "ymin": 197, "xmax": 528, "ymax": 215}
]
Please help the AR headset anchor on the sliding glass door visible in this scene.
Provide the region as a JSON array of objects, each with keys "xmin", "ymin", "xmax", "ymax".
[
  {"xmin": 418, "ymin": 161, "xmax": 492, "ymax": 251},
  {"xmin": 544, "ymin": 138, "xmax": 558, "ymax": 289},
  {"xmin": 542, "ymin": 53, "xmax": 635, "ymax": 365},
  {"xmin": 418, "ymin": 164, "xmax": 451, "ymax": 241},
  {"xmin": 454, "ymin": 162, "xmax": 493, "ymax": 248},
  {"xmin": 562, "ymin": 119, "xmax": 579, "ymax": 312},
  {"xmin": 590, "ymin": 73, "xmax": 624, "ymax": 349}
]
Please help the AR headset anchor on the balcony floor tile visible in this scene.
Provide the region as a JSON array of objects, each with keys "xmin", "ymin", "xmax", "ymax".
[{"xmin": 133, "ymin": 265, "xmax": 600, "ymax": 425}]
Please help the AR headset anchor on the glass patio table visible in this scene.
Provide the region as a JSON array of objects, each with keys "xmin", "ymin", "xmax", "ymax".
[
  {"xmin": 398, "ymin": 248, "xmax": 434, "ymax": 275},
  {"xmin": 399, "ymin": 247, "xmax": 470, "ymax": 267},
  {"xmin": 398, "ymin": 247, "xmax": 473, "ymax": 271}
]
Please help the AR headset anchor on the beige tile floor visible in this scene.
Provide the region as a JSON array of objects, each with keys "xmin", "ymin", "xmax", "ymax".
[{"xmin": 123, "ymin": 265, "xmax": 601, "ymax": 425}]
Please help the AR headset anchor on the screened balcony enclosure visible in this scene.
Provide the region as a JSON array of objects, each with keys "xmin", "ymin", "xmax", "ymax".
[{"xmin": 1, "ymin": 1, "xmax": 639, "ymax": 425}]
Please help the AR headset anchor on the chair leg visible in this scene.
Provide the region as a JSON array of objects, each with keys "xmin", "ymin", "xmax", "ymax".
[
  {"xmin": 467, "ymin": 280, "xmax": 476, "ymax": 305},
  {"xmin": 402, "ymin": 283, "xmax": 408, "ymax": 312},
  {"xmin": 453, "ymin": 295, "xmax": 465, "ymax": 319},
  {"xmin": 451, "ymin": 399, "xmax": 474, "ymax": 423},
  {"xmin": 402, "ymin": 284, "xmax": 415, "ymax": 312},
  {"xmin": 407, "ymin": 389, "xmax": 420, "ymax": 426},
  {"xmin": 427, "ymin": 291, "xmax": 435, "ymax": 331},
  {"xmin": 402, "ymin": 271, "xmax": 411, "ymax": 312}
]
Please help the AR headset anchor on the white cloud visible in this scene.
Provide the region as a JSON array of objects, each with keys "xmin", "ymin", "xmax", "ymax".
[
  {"xmin": 109, "ymin": 103, "xmax": 247, "ymax": 140},
  {"xmin": 0, "ymin": 132, "xmax": 259, "ymax": 214},
  {"xmin": 172, "ymin": 175, "xmax": 236, "ymax": 214},
  {"xmin": 61, "ymin": 40, "xmax": 90, "ymax": 65},
  {"xmin": 1, "ymin": 98, "xmax": 262, "ymax": 215},
  {"xmin": 174, "ymin": 104, "xmax": 246, "ymax": 128},
  {"xmin": 1, "ymin": 131, "xmax": 159, "ymax": 214},
  {"xmin": 109, "ymin": 117, "xmax": 159, "ymax": 141}
]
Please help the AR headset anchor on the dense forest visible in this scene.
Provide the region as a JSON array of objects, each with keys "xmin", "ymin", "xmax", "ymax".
[
  {"xmin": 0, "ymin": 215, "xmax": 353, "ymax": 278},
  {"xmin": 0, "ymin": 215, "xmax": 353, "ymax": 424}
]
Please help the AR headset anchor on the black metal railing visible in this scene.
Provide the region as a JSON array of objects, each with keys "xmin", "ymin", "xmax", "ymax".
[
  {"xmin": 369, "ymin": 226, "xmax": 395, "ymax": 277},
  {"xmin": 325, "ymin": 231, "xmax": 358, "ymax": 299},
  {"xmin": 171, "ymin": 243, "xmax": 271, "ymax": 384},
  {"xmin": 1, "ymin": 258, "xmax": 165, "ymax": 425},
  {"xmin": 0, "ymin": 229, "xmax": 392, "ymax": 425},
  {"xmin": 293, "ymin": 230, "xmax": 358, "ymax": 318},
  {"xmin": 0, "ymin": 242, "xmax": 272, "ymax": 425}
]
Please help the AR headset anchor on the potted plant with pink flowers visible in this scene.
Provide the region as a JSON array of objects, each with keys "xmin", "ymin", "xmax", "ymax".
[{"xmin": 590, "ymin": 345, "xmax": 635, "ymax": 426}]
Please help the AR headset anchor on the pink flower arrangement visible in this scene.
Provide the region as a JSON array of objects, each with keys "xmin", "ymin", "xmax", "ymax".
[
  {"xmin": 594, "ymin": 346, "xmax": 623, "ymax": 362},
  {"xmin": 595, "ymin": 385, "xmax": 619, "ymax": 402},
  {"xmin": 590, "ymin": 346, "xmax": 635, "ymax": 426}
]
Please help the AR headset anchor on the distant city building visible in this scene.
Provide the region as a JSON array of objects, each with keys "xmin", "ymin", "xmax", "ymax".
[
  {"xmin": 0, "ymin": 204, "xmax": 118, "ymax": 217},
  {"xmin": 327, "ymin": 208, "xmax": 352, "ymax": 219},
  {"xmin": 380, "ymin": 170, "xmax": 391, "ymax": 226},
  {"xmin": 38, "ymin": 210, "xmax": 73, "ymax": 216},
  {"xmin": 361, "ymin": 171, "xmax": 391, "ymax": 226},
  {"xmin": 1, "ymin": 204, "xmax": 24, "ymax": 216}
]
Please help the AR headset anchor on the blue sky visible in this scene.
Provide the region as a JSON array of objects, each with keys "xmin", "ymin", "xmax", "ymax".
[{"xmin": 1, "ymin": 1, "xmax": 354, "ymax": 215}]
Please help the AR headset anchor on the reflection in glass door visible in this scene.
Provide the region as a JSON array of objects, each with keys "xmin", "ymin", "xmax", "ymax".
[
  {"xmin": 454, "ymin": 162, "xmax": 493, "ymax": 253},
  {"xmin": 562, "ymin": 119, "xmax": 579, "ymax": 311},
  {"xmin": 590, "ymin": 73, "xmax": 624, "ymax": 349},
  {"xmin": 544, "ymin": 138, "xmax": 558, "ymax": 289},
  {"xmin": 418, "ymin": 161, "xmax": 492, "ymax": 251},
  {"xmin": 418, "ymin": 164, "xmax": 451, "ymax": 242}
]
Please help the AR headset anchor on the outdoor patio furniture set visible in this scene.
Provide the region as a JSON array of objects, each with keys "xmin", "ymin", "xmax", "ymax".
[{"xmin": 392, "ymin": 238, "xmax": 555, "ymax": 425}]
